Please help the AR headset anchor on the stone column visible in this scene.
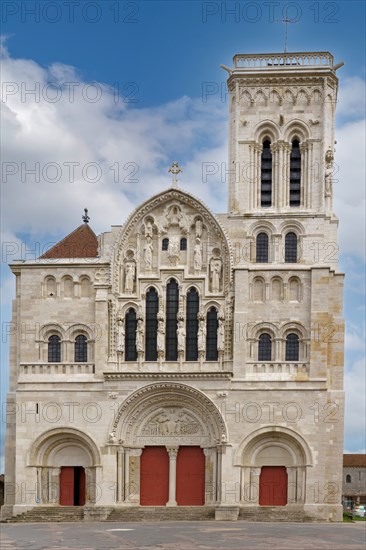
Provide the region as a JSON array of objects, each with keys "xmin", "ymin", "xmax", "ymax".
[
  {"xmin": 126, "ymin": 448, "xmax": 142, "ymax": 504},
  {"xmin": 249, "ymin": 467, "xmax": 261, "ymax": 504},
  {"xmin": 49, "ymin": 467, "xmax": 61, "ymax": 504},
  {"xmin": 203, "ymin": 448, "xmax": 215, "ymax": 504},
  {"xmin": 166, "ymin": 446, "xmax": 178, "ymax": 506},
  {"xmin": 117, "ymin": 447, "xmax": 125, "ymax": 502},
  {"xmin": 286, "ymin": 466, "xmax": 297, "ymax": 503}
]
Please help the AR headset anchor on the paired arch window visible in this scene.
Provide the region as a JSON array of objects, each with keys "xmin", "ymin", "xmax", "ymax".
[
  {"xmin": 166, "ymin": 279, "xmax": 179, "ymax": 361},
  {"xmin": 75, "ymin": 335, "xmax": 87, "ymax": 362},
  {"xmin": 290, "ymin": 139, "xmax": 301, "ymax": 206},
  {"xmin": 162, "ymin": 238, "xmax": 169, "ymax": 251},
  {"xmin": 258, "ymin": 333, "xmax": 272, "ymax": 361},
  {"xmin": 186, "ymin": 288, "xmax": 199, "ymax": 361},
  {"xmin": 125, "ymin": 308, "xmax": 137, "ymax": 361},
  {"xmin": 256, "ymin": 233, "xmax": 269, "ymax": 263},
  {"xmin": 261, "ymin": 140, "xmax": 272, "ymax": 207},
  {"xmin": 145, "ymin": 288, "xmax": 159, "ymax": 361},
  {"xmin": 285, "ymin": 232, "xmax": 298, "ymax": 263},
  {"xmin": 206, "ymin": 307, "xmax": 218, "ymax": 361},
  {"xmin": 285, "ymin": 333, "xmax": 299, "ymax": 361},
  {"xmin": 48, "ymin": 335, "xmax": 61, "ymax": 362}
]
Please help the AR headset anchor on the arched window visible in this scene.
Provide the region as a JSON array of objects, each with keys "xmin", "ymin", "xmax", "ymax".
[
  {"xmin": 80, "ymin": 276, "xmax": 91, "ymax": 298},
  {"xmin": 166, "ymin": 279, "xmax": 179, "ymax": 360},
  {"xmin": 145, "ymin": 288, "xmax": 158, "ymax": 361},
  {"xmin": 290, "ymin": 139, "xmax": 301, "ymax": 206},
  {"xmin": 63, "ymin": 276, "xmax": 73, "ymax": 298},
  {"xmin": 346, "ymin": 474, "xmax": 352, "ymax": 483},
  {"xmin": 186, "ymin": 288, "xmax": 199, "ymax": 360},
  {"xmin": 162, "ymin": 238, "xmax": 169, "ymax": 251},
  {"xmin": 258, "ymin": 333, "xmax": 271, "ymax": 361},
  {"xmin": 125, "ymin": 308, "xmax": 137, "ymax": 361},
  {"xmin": 45, "ymin": 276, "xmax": 56, "ymax": 297},
  {"xmin": 48, "ymin": 335, "xmax": 61, "ymax": 362},
  {"xmin": 253, "ymin": 278, "xmax": 265, "ymax": 302},
  {"xmin": 180, "ymin": 237, "xmax": 187, "ymax": 251},
  {"xmin": 285, "ymin": 333, "xmax": 299, "ymax": 361},
  {"xmin": 285, "ymin": 232, "xmax": 298, "ymax": 263},
  {"xmin": 206, "ymin": 307, "xmax": 218, "ymax": 361},
  {"xmin": 289, "ymin": 277, "xmax": 301, "ymax": 301},
  {"xmin": 256, "ymin": 233, "xmax": 269, "ymax": 263},
  {"xmin": 261, "ymin": 140, "xmax": 272, "ymax": 207},
  {"xmin": 75, "ymin": 334, "xmax": 87, "ymax": 362}
]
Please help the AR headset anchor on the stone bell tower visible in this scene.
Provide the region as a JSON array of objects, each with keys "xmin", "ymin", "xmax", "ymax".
[{"xmin": 224, "ymin": 52, "xmax": 340, "ymax": 215}]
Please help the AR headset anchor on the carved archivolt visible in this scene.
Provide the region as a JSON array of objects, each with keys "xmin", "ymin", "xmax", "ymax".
[{"xmin": 110, "ymin": 382, "xmax": 228, "ymax": 446}]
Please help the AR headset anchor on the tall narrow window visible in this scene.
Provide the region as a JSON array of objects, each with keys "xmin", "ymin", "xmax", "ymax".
[
  {"xmin": 166, "ymin": 279, "xmax": 179, "ymax": 360},
  {"xmin": 256, "ymin": 233, "xmax": 269, "ymax": 263},
  {"xmin": 125, "ymin": 308, "xmax": 137, "ymax": 361},
  {"xmin": 346, "ymin": 474, "xmax": 351, "ymax": 483},
  {"xmin": 285, "ymin": 333, "xmax": 299, "ymax": 361},
  {"xmin": 162, "ymin": 238, "xmax": 169, "ymax": 251},
  {"xmin": 258, "ymin": 333, "xmax": 271, "ymax": 361},
  {"xmin": 290, "ymin": 139, "xmax": 301, "ymax": 206},
  {"xmin": 285, "ymin": 232, "xmax": 298, "ymax": 263},
  {"xmin": 48, "ymin": 335, "xmax": 61, "ymax": 362},
  {"xmin": 145, "ymin": 288, "xmax": 158, "ymax": 361},
  {"xmin": 180, "ymin": 237, "xmax": 187, "ymax": 251},
  {"xmin": 261, "ymin": 140, "xmax": 272, "ymax": 207},
  {"xmin": 75, "ymin": 335, "xmax": 87, "ymax": 362},
  {"xmin": 186, "ymin": 288, "xmax": 199, "ymax": 360},
  {"xmin": 206, "ymin": 307, "xmax": 218, "ymax": 361}
]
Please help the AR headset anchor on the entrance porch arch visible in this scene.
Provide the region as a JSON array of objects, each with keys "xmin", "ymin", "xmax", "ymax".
[
  {"xmin": 28, "ymin": 427, "xmax": 101, "ymax": 505},
  {"xmin": 109, "ymin": 383, "xmax": 227, "ymax": 506}
]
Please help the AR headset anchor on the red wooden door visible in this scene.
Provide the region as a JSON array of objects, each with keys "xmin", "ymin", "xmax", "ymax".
[
  {"xmin": 176, "ymin": 446, "xmax": 205, "ymax": 505},
  {"xmin": 140, "ymin": 447, "xmax": 169, "ymax": 505},
  {"xmin": 259, "ymin": 466, "xmax": 288, "ymax": 506},
  {"xmin": 60, "ymin": 467, "xmax": 74, "ymax": 505}
]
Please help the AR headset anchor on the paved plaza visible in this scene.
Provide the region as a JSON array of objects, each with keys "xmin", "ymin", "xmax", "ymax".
[{"xmin": 1, "ymin": 521, "xmax": 365, "ymax": 550}]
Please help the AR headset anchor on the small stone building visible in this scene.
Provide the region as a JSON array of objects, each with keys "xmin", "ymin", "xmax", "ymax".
[
  {"xmin": 2, "ymin": 51, "xmax": 345, "ymax": 522},
  {"xmin": 343, "ymin": 455, "xmax": 366, "ymax": 507}
]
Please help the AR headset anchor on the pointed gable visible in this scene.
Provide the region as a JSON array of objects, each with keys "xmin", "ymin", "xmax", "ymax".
[{"xmin": 40, "ymin": 223, "xmax": 98, "ymax": 259}]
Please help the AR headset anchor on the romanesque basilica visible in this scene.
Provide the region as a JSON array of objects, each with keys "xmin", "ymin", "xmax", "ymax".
[{"xmin": 2, "ymin": 51, "xmax": 345, "ymax": 522}]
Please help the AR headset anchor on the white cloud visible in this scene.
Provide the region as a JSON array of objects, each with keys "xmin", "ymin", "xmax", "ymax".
[
  {"xmin": 337, "ymin": 76, "xmax": 366, "ymax": 119},
  {"xmin": 345, "ymin": 356, "xmax": 366, "ymax": 450}
]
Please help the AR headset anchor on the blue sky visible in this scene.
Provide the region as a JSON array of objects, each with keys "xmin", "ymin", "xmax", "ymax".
[{"xmin": 0, "ymin": 0, "xmax": 365, "ymax": 466}]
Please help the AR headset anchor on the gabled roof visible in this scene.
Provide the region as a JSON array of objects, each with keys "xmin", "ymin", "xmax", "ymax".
[
  {"xmin": 343, "ymin": 454, "xmax": 366, "ymax": 467},
  {"xmin": 40, "ymin": 223, "xmax": 98, "ymax": 259}
]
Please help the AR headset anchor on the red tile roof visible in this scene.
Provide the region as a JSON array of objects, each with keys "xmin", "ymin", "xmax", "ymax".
[
  {"xmin": 343, "ymin": 454, "xmax": 366, "ymax": 467},
  {"xmin": 40, "ymin": 224, "xmax": 98, "ymax": 259}
]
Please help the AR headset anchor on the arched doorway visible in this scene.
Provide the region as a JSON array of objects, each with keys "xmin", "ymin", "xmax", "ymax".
[
  {"xmin": 109, "ymin": 383, "xmax": 227, "ymax": 506},
  {"xmin": 28, "ymin": 428, "xmax": 101, "ymax": 506}
]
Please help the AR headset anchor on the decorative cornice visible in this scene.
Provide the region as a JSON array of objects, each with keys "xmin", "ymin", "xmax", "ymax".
[{"xmin": 104, "ymin": 372, "xmax": 232, "ymax": 381}]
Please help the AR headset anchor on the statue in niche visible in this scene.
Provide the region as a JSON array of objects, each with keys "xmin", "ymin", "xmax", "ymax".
[
  {"xmin": 157, "ymin": 318, "xmax": 165, "ymax": 353},
  {"xmin": 324, "ymin": 148, "xmax": 334, "ymax": 198},
  {"xmin": 168, "ymin": 236, "xmax": 180, "ymax": 265},
  {"xmin": 136, "ymin": 318, "xmax": 144, "ymax": 353},
  {"xmin": 116, "ymin": 318, "xmax": 125, "ymax": 353},
  {"xmin": 194, "ymin": 238, "xmax": 202, "ymax": 271},
  {"xmin": 210, "ymin": 256, "xmax": 222, "ymax": 293},
  {"xmin": 145, "ymin": 219, "xmax": 153, "ymax": 238},
  {"xmin": 144, "ymin": 236, "xmax": 153, "ymax": 270},
  {"xmin": 197, "ymin": 318, "xmax": 206, "ymax": 353},
  {"xmin": 217, "ymin": 319, "xmax": 225, "ymax": 352},
  {"xmin": 195, "ymin": 219, "xmax": 203, "ymax": 239},
  {"xmin": 177, "ymin": 319, "xmax": 186, "ymax": 352},
  {"xmin": 124, "ymin": 261, "xmax": 135, "ymax": 293}
]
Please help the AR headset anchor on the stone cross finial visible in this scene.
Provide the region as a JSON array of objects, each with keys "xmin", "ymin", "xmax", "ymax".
[
  {"xmin": 82, "ymin": 208, "xmax": 90, "ymax": 223},
  {"xmin": 168, "ymin": 162, "xmax": 182, "ymax": 187},
  {"xmin": 275, "ymin": 16, "xmax": 298, "ymax": 53}
]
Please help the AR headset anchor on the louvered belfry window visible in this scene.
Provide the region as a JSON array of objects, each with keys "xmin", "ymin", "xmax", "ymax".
[
  {"xmin": 166, "ymin": 279, "xmax": 179, "ymax": 361},
  {"xmin": 186, "ymin": 288, "xmax": 199, "ymax": 361},
  {"xmin": 206, "ymin": 307, "xmax": 218, "ymax": 361},
  {"xmin": 261, "ymin": 140, "xmax": 272, "ymax": 207},
  {"xmin": 145, "ymin": 288, "xmax": 158, "ymax": 361},
  {"xmin": 125, "ymin": 308, "xmax": 137, "ymax": 361},
  {"xmin": 290, "ymin": 139, "xmax": 301, "ymax": 206}
]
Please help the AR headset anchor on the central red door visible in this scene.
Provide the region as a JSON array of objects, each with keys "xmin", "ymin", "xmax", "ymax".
[
  {"xmin": 140, "ymin": 447, "xmax": 169, "ymax": 505},
  {"xmin": 176, "ymin": 446, "xmax": 205, "ymax": 505},
  {"xmin": 60, "ymin": 467, "xmax": 74, "ymax": 505},
  {"xmin": 259, "ymin": 466, "xmax": 288, "ymax": 506}
]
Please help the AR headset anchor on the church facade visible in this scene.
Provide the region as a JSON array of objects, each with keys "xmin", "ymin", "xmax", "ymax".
[{"xmin": 2, "ymin": 51, "xmax": 345, "ymax": 521}]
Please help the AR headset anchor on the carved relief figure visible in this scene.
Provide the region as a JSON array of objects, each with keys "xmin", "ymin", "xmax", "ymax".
[
  {"xmin": 143, "ymin": 237, "xmax": 153, "ymax": 270},
  {"xmin": 217, "ymin": 319, "xmax": 225, "ymax": 352},
  {"xmin": 177, "ymin": 319, "xmax": 186, "ymax": 352},
  {"xmin": 197, "ymin": 318, "xmax": 206, "ymax": 352},
  {"xmin": 324, "ymin": 148, "xmax": 334, "ymax": 197},
  {"xmin": 124, "ymin": 261, "xmax": 135, "ymax": 293},
  {"xmin": 195, "ymin": 219, "xmax": 202, "ymax": 239},
  {"xmin": 210, "ymin": 257, "xmax": 222, "ymax": 293},
  {"xmin": 157, "ymin": 318, "xmax": 165, "ymax": 353},
  {"xmin": 194, "ymin": 238, "xmax": 202, "ymax": 271},
  {"xmin": 136, "ymin": 318, "xmax": 144, "ymax": 352},
  {"xmin": 145, "ymin": 219, "xmax": 153, "ymax": 238},
  {"xmin": 168, "ymin": 236, "xmax": 180, "ymax": 265},
  {"xmin": 116, "ymin": 318, "xmax": 125, "ymax": 353}
]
